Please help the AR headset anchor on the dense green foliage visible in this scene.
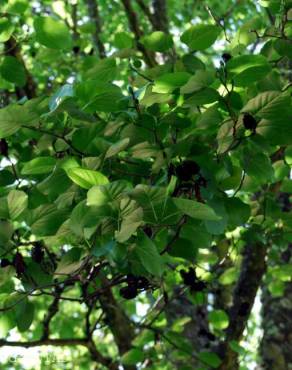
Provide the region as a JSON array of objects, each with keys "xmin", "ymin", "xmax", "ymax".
[{"xmin": 0, "ymin": 0, "xmax": 291, "ymax": 369}]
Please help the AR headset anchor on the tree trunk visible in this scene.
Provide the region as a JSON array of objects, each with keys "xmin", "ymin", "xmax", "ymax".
[{"xmin": 260, "ymin": 245, "xmax": 292, "ymax": 370}]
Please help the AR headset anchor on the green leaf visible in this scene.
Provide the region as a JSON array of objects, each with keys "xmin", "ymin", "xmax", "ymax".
[
  {"xmin": 0, "ymin": 18, "xmax": 14, "ymax": 42},
  {"xmin": 70, "ymin": 200, "xmax": 110, "ymax": 237},
  {"xmin": 34, "ymin": 16, "xmax": 72, "ymax": 50},
  {"xmin": 135, "ymin": 232, "xmax": 164, "ymax": 277},
  {"xmin": 153, "ymin": 72, "xmax": 191, "ymax": 93},
  {"xmin": 84, "ymin": 58, "xmax": 117, "ymax": 82},
  {"xmin": 5, "ymin": 0, "xmax": 28, "ymax": 14},
  {"xmin": 274, "ymin": 38, "xmax": 292, "ymax": 59},
  {"xmin": 242, "ymin": 91, "xmax": 290, "ymax": 121},
  {"xmin": 242, "ymin": 151, "xmax": 274, "ymax": 184},
  {"xmin": 181, "ymin": 25, "xmax": 221, "ymax": 50},
  {"xmin": 87, "ymin": 181, "xmax": 128, "ymax": 207},
  {"xmin": 172, "ymin": 198, "xmax": 221, "ymax": 221},
  {"xmin": 183, "ymin": 87, "xmax": 220, "ymax": 106},
  {"xmin": 16, "ymin": 300, "xmax": 34, "ymax": 332},
  {"xmin": 49, "ymin": 84, "xmax": 74, "ymax": 112},
  {"xmin": 285, "ymin": 146, "xmax": 292, "ymax": 165},
  {"xmin": 115, "ymin": 198, "xmax": 143, "ymax": 243},
  {"xmin": 169, "ymin": 237, "xmax": 197, "ymax": 261},
  {"xmin": 0, "ymin": 266, "xmax": 15, "ymax": 287},
  {"xmin": 114, "ymin": 31, "xmax": 133, "ymax": 49},
  {"xmin": 180, "ymin": 70, "xmax": 214, "ymax": 94},
  {"xmin": 0, "ymin": 220, "xmax": 13, "ymax": 244},
  {"xmin": 224, "ymin": 197, "xmax": 250, "ymax": 228},
  {"xmin": 55, "ymin": 247, "xmax": 83, "ymax": 275},
  {"xmin": 121, "ymin": 348, "xmax": 144, "ymax": 365},
  {"xmin": 105, "ymin": 138, "xmax": 130, "ymax": 159},
  {"xmin": 0, "ymin": 105, "xmax": 21, "ymax": 137},
  {"xmin": 76, "ymin": 82, "xmax": 125, "ymax": 112},
  {"xmin": 241, "ymin": 91, "xmax": 280, "ymax": 116},
  {"xmin": 142, "ymin": 31, "xmax": 173, "ymax": 52},
  {"xmin": 30, "ymin": 204, "xmax": 69, "ymax": 237},
  {"xmin": 0, "ymin": 56, "xmax": 26, "ymax": 86},
  {"xmin": 208, "ymin": 309, "xmax": 229, "ymax": 330},
  {"xmin": 226, "ymin": 55, "xmax": 271, "ymax": 86},
  {"xmin": 218, "ymin": 267, "xmax": 238, "ymax": 285},
  {"xmin": 7, "ymin": 190, "xmax": 28, "ymax": 220},
  {"xmin": 66, "ymin": 168, "xmax": 109, "ymax": 189},
  {"xmin": 21, "ymin": 157, "xmax": 56, "ymax": 175},
  {"xmin": 198, "ymin": 351, "xmax": 222, "ymax": 368}
]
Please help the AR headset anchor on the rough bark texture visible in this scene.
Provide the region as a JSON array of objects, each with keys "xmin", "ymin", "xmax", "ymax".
[
  {"xmin": 260, "ymin": 244, "xmax": 292, "ymax": 370},
  {"xmin": 98, "ymin": 276, "xmax": 136, "ymax": 370},
  {"xmin": 121, "ymin": 0, "xmax": 156, "ymax": 67},
  {"xmin": 218, "ymin": 243, "xmax": 268, "ymax": 370},
  {"xmin": 261, "ymin": 283, "xmax": 292, "ymax": 370},
  {"xmin": 85, "ymin": 0, "xmax": 106, "ymax": 58},
  {"xmin": 152, "ymin": 0, "xmax": 168, "ymax": 32},
  {"xmin": 164, "ymin": 287, "xmax": 210, "ymax": 368}
]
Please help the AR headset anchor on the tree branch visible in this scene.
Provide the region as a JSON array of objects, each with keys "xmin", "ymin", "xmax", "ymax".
[
  {"xmin": 135, "ymin": 0, "xmax": 156, "ymax": 29},
  {"xmin": 121, "ymin": 0, "xmax": 156, "ymax": 67},
  {"xmin": 152, "ymin": 0, "xmax": 168, "ymax": 32},
  {"xmin": 41, "ymin": 286, "xmax": 64, "ymax": 340},
  {"xmin": 218, "ymin": 242, "xmax": 268, "ymax": 370},
  {"xmin": 85, "ymin": 0, "xmax": 106, "ymax": 58},
  {"xmin": 0, "ymin": 337, "xmax": 116, "ymax": 369},
  {"xmin": 98, "ymin": 274, "xmax": 136, "ymax": 370}
]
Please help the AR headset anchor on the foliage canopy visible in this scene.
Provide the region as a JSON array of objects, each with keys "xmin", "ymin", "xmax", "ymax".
[{"xmin": 0, "ymin": 0, "xmax": 291, "ymax": 369}]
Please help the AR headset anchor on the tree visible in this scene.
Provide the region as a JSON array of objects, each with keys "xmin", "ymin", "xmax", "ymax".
[{"xmin": 0, "ymin": 0, "xmax": 291, "ymax": 369}]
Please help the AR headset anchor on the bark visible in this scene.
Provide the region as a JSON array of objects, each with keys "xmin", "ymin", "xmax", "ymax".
[
  {"xmin": 165, "ymin": 288, "xmax": 210, "ymax": 368},
  {"xmin": 4, "ymin": 37, "xmax": 36, "ymax": 99},
  {"xmin": 152, "ymin": 0, "xmax": 168, "ymax": 32},
  {"xmin": 121, "ymin": 0, "xmax": 156, "ymax": 67},
  {"xmin": 135, "ymin": 0, "xmax": 169, "ymax": 32},
  {"xmin": 135, "ymin": 0, "xmax": 156, "ymax": 29},
  {"xmin": 85, "ymin": 0, "xmax": 106, "ymax": 58},
  {"xmin": 260, "ymin": 245, "xmax": 292, "ymax": 370},
  {"xmin": 218, "ymin": 242, "xmax": 268, "ymax": 370},
  {"xmin": 98, "ymin": 275, "xmax": 136, "ymax": 370}
]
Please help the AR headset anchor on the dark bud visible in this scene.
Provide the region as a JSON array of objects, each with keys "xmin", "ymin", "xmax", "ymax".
[
  {"xmin": 136, "ymin": 276, "xmax": 150, "ymax": 290},
  {"xmin": 28, "ymin": 139, "xmax": 37, "ymax": 147},
  {"xmin": 119, "ymin": 285, "xmax": 138, "ymax": 300},
  {"xmin": 222, "ymin": 53, "xmax": 232, "ymax": 63},
  {"xmin": 281, "ymin": 249, "xmax": 291, "ymax": 263},
  {"xmin": 238, "ymin": 302, "xmax": 250, "ymax": 317},
  {"xmin": 88, "ymin": 48, "xmax": 94, "ymax": 56},
  {"xmin": 180, "ymin": 267, "xmax": 197, "ymax": 286},
  {"xmin": 0, "ymin": 258, "xmax": 11, "ymax": 268},
  {"xmin": 176, "ymin": 160, "xmax": 200, "ymax": 181},
  {"xmin": 0, "ymin": 139, "xmax": 9, "ymax": 157},
  {"xmin": 168, "ymin": 163, "xmax": 176, "ymax": 176},
  {"xmin": 31, "ymin": 244, "xmax": 44, "ymax": 263},
  {"xmin": 243, "ymin": 113, "xmax": 257, "ymax": 131},
  {"xmin": 163, "ymin": 290, "xmax": 169, "ymax": 304},
  {"xmin": 73, "ymin": 46, "xmax": 80, "ymax": 55},
  {"xmin": 13, "ymin": 252, "xmax": 25, "ymax": 275},
  {"xmin": 126, "ymin": 274, "xmax": 137, "ymax": 286},
  {"xmin": 207, "ymin": 332, "xmax": 216, "ymax": 341},
  {"xmin": 191, "ymin": 280, "xmax": 207, "ymax": 292},
  {"xmin": 144, "ymin": 226, "xmax": 152, "ymax": 238}
]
